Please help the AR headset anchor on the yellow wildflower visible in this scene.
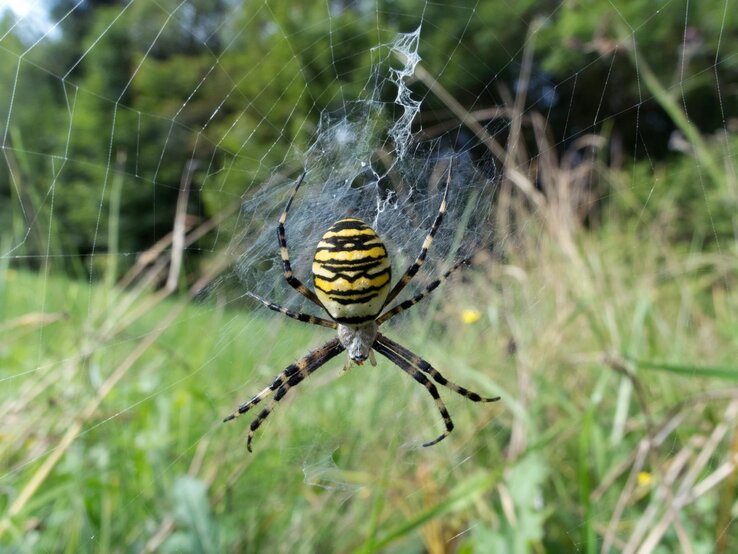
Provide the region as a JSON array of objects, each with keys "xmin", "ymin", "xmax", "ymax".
[
  {"xmin": 637, "ymin": 471, "xmax": 653, "ymax": 487},
  {"xmin": 461, "ymin": 309, "xmax": 481, "ymax": 324}
]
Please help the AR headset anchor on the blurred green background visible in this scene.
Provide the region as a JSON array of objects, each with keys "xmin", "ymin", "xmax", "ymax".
[{"xmin": 1, "ymin": 0, "xmax": 737, "ymax": 552}]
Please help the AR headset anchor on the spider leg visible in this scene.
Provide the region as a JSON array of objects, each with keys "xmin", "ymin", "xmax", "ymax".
[
  {"xmin": 372, "ymin": 339, "xmax": 454, "ymax": 447},
  {"xmin": 245, "ymin": 339, "xmax": 345, "ymax": 451},
  {"xmin": 246, "ymin": 291, "xmax": 337, "ymax": 329},
  {"xmin": 221, "ymin": 339, "xmax": 339, "ymax": 422},
  {"xmin": 383, "ymin": 161, "xmax": 452, "ymax": 307},
  {"xmin": 223, "ymin": 338, "xmax": 345, "ymax": 451},
  {"xmin": 377, "ymin": 257, "xmax": 468, "ymax": 325},
  {"xmin": 278, "ymin": 172, "xmax": 324, "ymax": 307},
  {"xmin": 376, "ymin": 334, "xmax": 500, "ymax": 403}
]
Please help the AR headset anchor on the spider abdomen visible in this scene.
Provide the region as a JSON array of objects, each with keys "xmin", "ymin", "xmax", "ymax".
[{"xmin": 312, "ymin": 218, "xmax": 391, "ymax": 324}]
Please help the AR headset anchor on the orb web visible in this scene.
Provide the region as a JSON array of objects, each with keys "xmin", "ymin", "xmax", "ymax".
[{"xmin": 226, "ymin": 27, "xmax": 499, "ymax": 313}]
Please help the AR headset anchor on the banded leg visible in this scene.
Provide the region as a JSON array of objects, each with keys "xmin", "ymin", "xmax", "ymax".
[
  {"xmin": 372, "ymin": 339, "xmax": 453, "ymax": 447},
  {"xmin": 383, "ymin": 162, "xmax": 453, "ymax": 307},
  {"xmin": 377, "ymin": 257, "xmax": 469, "ymax": 325},
  {"xmin": 278, "ymin": 172, "xmax": 323, "ymax": 307},
  {"xmin": 246, "ymin": 291, "xmax": 337, "ymax": 329},
  {"xmin": 377, "ymin": 334, "xmax": 500, "ymax": 403},
  {"xmin": 245, "ymin": 339, "xmax": 344, "ymax": 451},
  {"xmin": 223, "ymin": 338, "xmax": 345, "ymax": 451}
]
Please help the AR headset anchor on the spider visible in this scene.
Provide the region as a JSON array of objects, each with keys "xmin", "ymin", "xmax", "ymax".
[{"xmin": 224, "ymin": 163, "xmax": 500, "ymax": 451}]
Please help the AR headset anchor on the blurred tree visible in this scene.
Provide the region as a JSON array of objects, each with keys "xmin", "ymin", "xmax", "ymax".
[
  {"xmin": 30, "ymin": 1, "xmax": 231, "ymax": 271},
  {"xmin": 2, "ymin": 0, "xmax": 736, "ymax": 276},
  {"xmin": 0, "ymin": 14, "xmax": 70, "ymax": 268},
  {"xmin": 536, "ymin": 0, "xmax": 738, "ymax": 156}
]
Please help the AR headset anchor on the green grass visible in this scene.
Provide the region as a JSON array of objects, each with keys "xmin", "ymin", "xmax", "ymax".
[{"xmin": 2, "ymin": 194, "xmax": 737, "ymax": 552}]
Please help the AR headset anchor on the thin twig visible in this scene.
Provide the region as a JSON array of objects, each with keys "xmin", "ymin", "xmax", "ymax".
[
  {"xmin": 167, "ymin": 159, "xmax": 197, "ymax": 292},
  {"xmin": 637, "ymin": 401, "xmax": 738, "ymax": 552}
]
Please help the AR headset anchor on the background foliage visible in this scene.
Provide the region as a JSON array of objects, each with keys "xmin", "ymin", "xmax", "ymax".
[{"xmin": 2, "ymin": 0, "xmax": 736, "ymax": 271}]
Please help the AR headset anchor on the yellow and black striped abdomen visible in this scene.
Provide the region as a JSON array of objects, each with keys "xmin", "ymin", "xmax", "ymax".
[{"xmin": 312, "ymin": 218, "xmax": 391, "ymax": 324}]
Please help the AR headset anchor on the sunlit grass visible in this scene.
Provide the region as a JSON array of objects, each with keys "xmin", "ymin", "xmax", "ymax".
[{"xmin": 2, "ymin": 195, "xmax": 737, "ymax": 552}]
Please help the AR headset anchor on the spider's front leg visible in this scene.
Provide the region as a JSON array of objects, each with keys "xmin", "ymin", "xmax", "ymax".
[
  {"xmin": 376, "ymin": 334, "xmax": 500, "ymax": 403},
  {"xmin": 372, "ymin": 339, "xmax": 454, "ymax": 446},
  {"xmin": 223, "ymin": 338, "xmax": 345, "ymax": 451},
  {"xmin": 372, "ymin": 333, "xmax": 499, "ymax": 447}
]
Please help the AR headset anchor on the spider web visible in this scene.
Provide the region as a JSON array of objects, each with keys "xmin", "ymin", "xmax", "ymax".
[
  {"xmin": 1, "ymin": 0, "xmax": 736, "ymax": 551},
  {"xmin": 226, "ymin": 27, "xmax": 499, "ymax": 310}
]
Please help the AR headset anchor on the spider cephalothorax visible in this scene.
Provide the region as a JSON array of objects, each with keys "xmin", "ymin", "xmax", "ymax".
[
  {"xmin": 224, "ymin": 163, "xmax": 499, "ymax": 451},
  {"xmin": 337, "ymin": 321, "xmax": 378, "ymax": 365}
]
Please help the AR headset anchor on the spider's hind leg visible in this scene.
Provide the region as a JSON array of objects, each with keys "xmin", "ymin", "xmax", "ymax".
[
  {"xmin": 382, "ymin": 161, "xmax": 453, "ymax": 308},
  {"xmin": 277, "ymin": 172, "xmax": 324, "ymax": 307}
]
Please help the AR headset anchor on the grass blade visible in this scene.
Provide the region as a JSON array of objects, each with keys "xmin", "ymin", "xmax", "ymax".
[{"xmin": 626, "ymin": 357, "xmax": 738, "ymax": 381}]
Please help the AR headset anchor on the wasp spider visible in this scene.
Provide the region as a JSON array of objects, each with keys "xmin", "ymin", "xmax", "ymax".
[{"xmin": 224, "ymin": 164, "xmax": 500, "ymax": 451}]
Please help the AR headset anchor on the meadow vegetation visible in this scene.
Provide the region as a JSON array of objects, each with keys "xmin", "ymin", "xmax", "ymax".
[{"xmin": 2, "ymin": 155, "xmax": 736, "ymax": 551}]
